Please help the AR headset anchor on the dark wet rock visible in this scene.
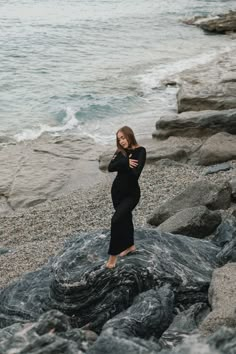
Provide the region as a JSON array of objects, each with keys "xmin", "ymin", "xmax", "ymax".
[
  {"xmin": 89, "ymin": 285, "xmax": 174, "ymax": 354},
  {"xmin": 203, "ymin": 162, "xmax": 232, "ymax": 175},
  {"xmin": 199, "ymin": 132, "xmax": 236, "ymax": 165},
  {"xmin": 216, "ymin": 238, "xmax": 236, "ymax": 265},
  {"xmin": 200, "ymin": 263, "xmax": 236, "ymax": 335},
  {"xmin": 0, "ymin": 310, "xmax": 97, "ymax": 354},
  {"xmin": 212, "ymin": 217, "xmax": 236, "ymax": 247},
  {"xmin": 158, "ymin": 303, "xmax": 210, "ymax": 350},
  {"xmin": 102, "ymin": 285, "xmax": 174, "ymax": 339},
  {"xmin": 207, "ymin": 326, "xmax": 236, "ymax": 353},
  {"xmin": 0, "ymin": 248, "xmax": 11, "ymax": 256},
  {"xmin": 188, "ymin": 11, "xmax": 236, "ymax": 34},
  {"xmin": 170, "ymin": 49, "xmax": 236, "ymax": 113},
  {"xmin": 157, "ymin": 206, "xmax": 221, "ymax": 238},
  {"xmin": 88, "ymin": 333, "xmax": 160, "ymax": 354},
  {"xmin": 212, "ymin": 217, "xmax": 236, "ymax": 265},
  {"xmin": 153, "ymin": 109, "xmax": 236, "ymax": 139},
  {"xmin": 0, "ymin": 229, "xmax": 220, "ymax": 333},
  {"xmin": 230, "ymin": 177, "xmax": 236, "ymax": 201},
  {"xmin": 157, "ymin": 327, "xmax": 236, "ymax": 354},
  {"xmin": 34, "ymin": 310, "xmax": 71, "ymax": 335},
  {"xmin": 148, "ymin": 180, "xmax": 231, "ymax": 226}
]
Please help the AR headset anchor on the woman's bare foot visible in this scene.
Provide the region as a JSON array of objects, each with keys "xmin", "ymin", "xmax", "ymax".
[
  {"xmin": 105, "ymin": 255, "xmax": 117, "ymax": 268},
  {"xmin": 119, "ymin": 245, "xmax": 136, "ymax": 257}
]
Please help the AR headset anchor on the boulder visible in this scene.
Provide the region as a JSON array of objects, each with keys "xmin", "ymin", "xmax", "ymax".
[
  {"xmin": 212, "ymin": 217, "xmax": 236, "ymax": 265},
  {"xmin": 0, "ymin": 229, "xmax": 220, "ymax": 333},
  {"xmin": 158, "ymin": 303, "xmax": 210, "ymax": 350},
  {"xmin": 148, "ymin": 180, "xmax": 231, "ymax": 226},
  {"xmin": 157, "ymin": 206, "xmax": 221, "ymax": 238},
  {"xmin": 188, "ymin": 11, "xmax": 236, "ymax": 34},
  {"xmin": 89, "ymin": 285, "xmax": 174, "ymax": 354},
  {"xmin": 171, "ymin": 49, "xmax": 236, "ymax": 113},
  {"xmin": 212, "ymin": 217, "xmax": 236, "ymax": 247},
  {"xmin": 0, "ymin": 310, "xmax": 97, "ymax": 354},
  {"xmin": 230, "ymin": 176, "xmax": 236, "ymax": 201},
  {"xmin": 157, "ymin": 327, "xmax": 236, "ymax": 354},
  {"xmin": 200, "ymin": 263, "xmax": 236, "ymax": 335},
  {"xmin": 152, "ymin": 109, "xmax": 236, "ymax": 139},
  {"xmin": 0, "ymin": 135, "xmax": 106, "ymax": 213},
  {"xmin": 199, "ymin": 132, "xmax": 236, "ymax": 165}
]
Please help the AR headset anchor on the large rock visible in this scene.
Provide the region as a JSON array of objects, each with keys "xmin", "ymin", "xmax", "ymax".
[
  {"xmin": 157, "ymin": 326, "xmax": 236, "ymax": 354},
  {"xmin": 0, "ymin": 135, "xmax": 106, "ymax": 213},
  {"xmin": 158, "ymin": 302, "xmax": 210, "ymax": 350},
  {"xmin": 199, "ymin": 132, "xmax": 236, "ymax": 165},
  {"xmin": 0, "ymin": 310, "xmax": 97, "ymax": 354},
  {"xmin": 0, "ymin": 229, "xmax": 220, "ymax": 333},
  {"xmin": 152, "ymin": 109, "xmax": 236, "ymax": 139},
  {"xmin": 184, "ymin": 11, "xmax": 236, "ymax": 34},
  {"xmin": 212, "ymin": 217, "xmax": 236, "ymax": 265},
  {"xmin": 148, "ymin": 180, "xmax": 231, "ymax": 226},
  {"xmin": 157, "ymin": 206, "xmax": 221, "ymax": 238},
  {"xmin": 170, "ymin": 49, "xmax": 236, "ymax": 113},
  {"xmin": 200, "ymin": 263, "xmax": 236, "ymax": 335},
  {"xmin": 89, "ymin": 285, "xmax": 174, "ymax": 354}
]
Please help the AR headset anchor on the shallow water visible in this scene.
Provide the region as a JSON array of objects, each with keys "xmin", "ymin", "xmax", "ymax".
[{"xmin": 0, "ymin": 0, "xmax": 235, "ymax": 144}]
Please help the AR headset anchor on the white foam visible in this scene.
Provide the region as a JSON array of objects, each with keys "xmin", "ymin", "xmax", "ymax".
[
  {"xmin": 135, "ymin": 46, "xmax": 235, "ymax": 95},
  {"xmin": 14, "ymin": 107, "xmax": 80, "ymax": 142}
]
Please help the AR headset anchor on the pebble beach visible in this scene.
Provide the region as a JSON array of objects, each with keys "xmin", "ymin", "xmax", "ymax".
[{"xmin": 0, "ymin": 152, "xmax": 234, "ymax": 289}]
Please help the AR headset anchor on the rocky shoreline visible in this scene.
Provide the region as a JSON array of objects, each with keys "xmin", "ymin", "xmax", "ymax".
[{"xmin": 1, "ymin": 11, "xmax": 236, "ymax": 354}]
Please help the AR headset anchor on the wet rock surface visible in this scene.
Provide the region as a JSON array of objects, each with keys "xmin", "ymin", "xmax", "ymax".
[
  {"xmin": 0, "ymin": 310, "xmax": 97, "ymax": 354},
  {"xmin": 0, "ymin": 228, "xmax": 222, "ymax": 352},
  {"xmin": 0, "ymin": 227, "xmax": 236, "ymax": 353}
]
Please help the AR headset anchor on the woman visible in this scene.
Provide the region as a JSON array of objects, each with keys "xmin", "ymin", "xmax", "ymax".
[{"xmin": 106, "ymin": 126, "xmax": 146, "ymax": 268}]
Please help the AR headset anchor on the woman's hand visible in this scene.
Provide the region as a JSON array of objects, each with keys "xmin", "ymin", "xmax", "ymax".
[{"xmin": 129, "ymin": 158, "xmax": 138, "ymax": 168}]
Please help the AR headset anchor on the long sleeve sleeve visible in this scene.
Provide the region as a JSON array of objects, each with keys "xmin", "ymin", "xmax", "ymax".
[
  {"xmin": 129, "ymin": 147, "xmax": 146, "ymax": 179},
  {"xmin": 108, "ymin": 151, "xmax": 129, "ymax": 172},
  {"xmin": 108, "ymin": 147, "xmax": 146, "ymax": 179}
]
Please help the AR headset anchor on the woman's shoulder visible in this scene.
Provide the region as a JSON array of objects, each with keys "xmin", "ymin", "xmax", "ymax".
[{"xmin": 135, "ymin": 146, "xmax": 146, "ymax": 152}]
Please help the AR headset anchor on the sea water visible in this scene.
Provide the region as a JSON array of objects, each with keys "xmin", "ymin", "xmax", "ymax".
[{"xmin": 0, "ymin": 0, "xmax": 235, "ymax": 144}]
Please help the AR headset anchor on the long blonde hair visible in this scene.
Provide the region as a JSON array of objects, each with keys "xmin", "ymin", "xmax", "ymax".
[{"xmin": 116, "ymin": 126, "xmax": 138, "ymax": 155}]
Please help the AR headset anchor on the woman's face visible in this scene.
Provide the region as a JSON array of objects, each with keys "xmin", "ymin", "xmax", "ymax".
[{"xmin": 117, "ymin": 131, "xmax": 129, "ymax": 149}]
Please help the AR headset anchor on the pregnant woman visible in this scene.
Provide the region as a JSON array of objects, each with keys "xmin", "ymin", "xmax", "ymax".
[{"xmin": 106, "ymin": 126, "xmax": 146, "ymax": 268}]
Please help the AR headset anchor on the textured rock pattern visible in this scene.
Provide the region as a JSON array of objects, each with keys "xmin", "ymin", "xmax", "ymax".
[
  {"xmin": 0, "ymin": 229, "xmax": 220, "ymax": 333},
  {"xmin": 0, "ymin": 310, "xmax": 97, "ymax": 354}
]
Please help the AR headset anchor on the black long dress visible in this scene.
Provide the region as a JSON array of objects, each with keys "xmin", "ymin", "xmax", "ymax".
[{"xmin": 107, "ymin": 146, "xmax": 146, "ymax": 255}]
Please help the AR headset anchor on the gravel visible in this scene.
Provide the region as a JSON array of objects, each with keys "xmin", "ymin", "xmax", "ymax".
[{"xmin": 0, "ymin": 160, "xmax": 235, "ymax": 289}]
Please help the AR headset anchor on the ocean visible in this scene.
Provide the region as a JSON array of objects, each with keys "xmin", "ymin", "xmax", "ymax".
[{"xmin": 0, "ymin": 0, "xmax": 235, "ymax": 145}]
